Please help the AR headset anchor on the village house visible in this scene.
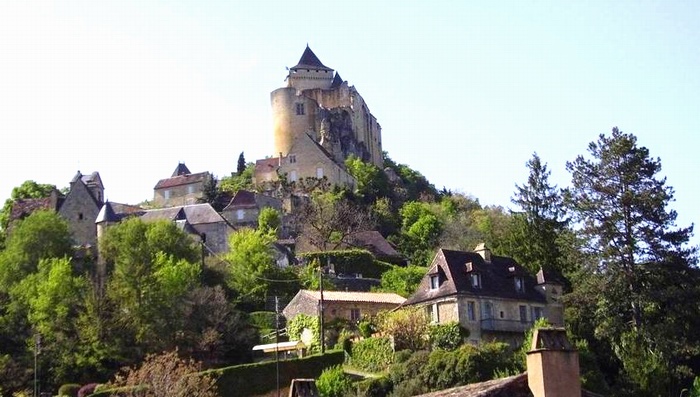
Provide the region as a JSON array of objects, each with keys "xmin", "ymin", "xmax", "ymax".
[
  {"xmin": 153, "ymin": 162, "xmax": 210, "ymax": 207},
  {"xmin": 283, "ymin": 290, "xmax": 405, "ymax": 323},
  {"xmin": 404, "ymin": 244, "xmax": 564, "ymax": 346}
]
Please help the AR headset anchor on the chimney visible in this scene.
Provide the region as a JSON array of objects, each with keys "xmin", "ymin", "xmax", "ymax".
[
  {"xmin": 526, "ymin": 328, "xmax": 581, "ymax": 397},
  {"xmin": 474, "ymin": 243, "xmax": 491, "ymax": 263},
  {"xmin": 279, "ymin": 152, "xmax": 283, "ymax": 167}
]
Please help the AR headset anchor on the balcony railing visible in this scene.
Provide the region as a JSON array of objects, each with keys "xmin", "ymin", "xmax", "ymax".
[{"xmin": 480, "ymin": 318, "xmax": 533, "ymax": 333}]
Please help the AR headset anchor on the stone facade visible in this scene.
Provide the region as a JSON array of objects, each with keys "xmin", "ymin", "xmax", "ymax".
[
  {"xmin": 153, "ymin": 163, "xmax": 209, "ymax": 208},
  {"xmin": 261, "ymin": 46, "xmax": 383, "ymax": 190},
  {"xmin": 283, "ymin": 290, "xmax": 405, "ymax": 323},
  {"xmin": 58, "ymin": 171, "xmax": 104, "ymax": 250}
]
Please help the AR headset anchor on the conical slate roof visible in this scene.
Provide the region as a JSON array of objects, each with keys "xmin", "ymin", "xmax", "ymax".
[
  {"xmin": 95, "ymin": 201, "xmax": 118, "ymax": 223},
  {"xmin": 330, "ymin": 72, "xmax": 344, "ymax": 88},
  {"xmin": 172, "ymin": 162, "xmax": 191, "ymax": 177},
  {"xmin": 291, "ymin": 45, "xmax": 333, "ymax": 71}
]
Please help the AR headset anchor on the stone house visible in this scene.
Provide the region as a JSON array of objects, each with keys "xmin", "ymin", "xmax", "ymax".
[
  {"xmin": 139, "ymin": 203, "xmax": 234, "ymax": 254},
  {"xmin": 220, "ymin": 189, "xmax": 283, "ymax": 228},
  {"xmin": 283, "ymin": 290, "xmax": 405, "ymax": 323},
  {"xmin": 153, "ymin": 163, "xmax": 210, "ymax": 207},
  {"xmin": 403, "ymin": 244, "xmax": 564, "ymax": 346},
  {"xmin": 56, "ymin": 171, "xmax": 104, "ymax": 251}
]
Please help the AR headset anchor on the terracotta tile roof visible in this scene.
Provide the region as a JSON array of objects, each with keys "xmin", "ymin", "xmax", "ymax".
[
  {"xmin": 255, "ymin": 157, "xmax": 280, "ymax": 175},
  {"xmin": 154, "ymin": 171, "xmax": 208, "ymax": 189},
  {"xmin": 405, "ymin": 248, "xmax": 547, "ymax": 306},
  {"xmin": 291, "ymin": 45, "xmax": 333, "ymax": 71},
  {"xmin": 299, "ymin": 290, "xmax": 405, "ymax": 305}
]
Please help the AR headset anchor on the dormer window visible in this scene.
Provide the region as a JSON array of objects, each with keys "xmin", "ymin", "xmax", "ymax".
[
  {"xmin": 471, "ymin": 273, "xmax": 481, "ymax": 289},
  {"xmin": 430, "ymin": 275, "xmax": 440, "ymax": 290},
  {"xmin": 515, "ymin": 277, "xmax": 525, "ymax": 293}
]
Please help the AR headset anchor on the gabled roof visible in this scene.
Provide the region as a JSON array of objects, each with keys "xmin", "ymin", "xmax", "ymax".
[
  {"xmin": 95, "ymin": 201, "xmax": 118, "ymax": 223},
  {"xmin": 255, "ymin": 157, "xmax": 280, "ymax": 175},
  {"xmin": 416, "ymin": 373, "xmax": 531, "ymax": 397},
  {"xmin": 404, "ymin": 248, "xmax": 547, "ymax": 306},
  {"xmin": 172, "ymin": 163, "xmax": 191, "ymax": 177},
  {"xmin": 291, "ymin": 45, "xmax": 333, "ymax": 71},
  {"xmin": 154, "ymin": 171, "xmax": 209, "ymax": 189},
  {"xmin": 297, "ymin": 290, "xmax": 406, "ymax": 305}
]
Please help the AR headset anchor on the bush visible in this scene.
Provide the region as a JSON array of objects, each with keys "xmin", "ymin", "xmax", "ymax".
[
  {"xmin": 287, "ymin": 314, "xmax": 320, "ymax": 351},
  {"xmin": 428, "ymin": 322, "xmax": 468, "ymax": 351},
  {"xmin": 316, "ymin": 365, "xmax": 352, "ymax": 397},
  {"xmin": 299, "ymin": 250, "xmax": 392, "ymax": 279},
  {"xmin": 358, "ymin": 320, "xmax": 374, "ymax": 338},
  {"xmin": 350, "ymin": 337, "xmax": 394, "ymax": 373},
  {"xmin": 58, "ymin": 383, "xmax": 81, "ymax": 397},
  {"xmin": 354, "ymin": 376, "xmax": 393, "ymax": 397}
]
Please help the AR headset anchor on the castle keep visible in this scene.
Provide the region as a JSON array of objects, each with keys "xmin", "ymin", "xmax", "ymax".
[{"xmin": 256, "ymin": 46, "xmax": 383, "ymax": 188}]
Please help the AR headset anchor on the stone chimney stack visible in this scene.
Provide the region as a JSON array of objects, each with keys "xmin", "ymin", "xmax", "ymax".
[
  {"xmin": 526, "ymin": 328, "xmax": 581, "ymax": 397},
  {"xmin": 474, "ymin": 243, "xmax": 491, "ymax": 263}
]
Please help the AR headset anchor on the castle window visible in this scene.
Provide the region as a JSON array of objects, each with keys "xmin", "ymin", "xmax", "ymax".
[
  {"xmin": 350, "ymin": 308, "xmax": 361, "ymax": 322},
  {"xmin": 188, "ymin": 185, "xmax": 195, "ymax": 194},
  {"xmin": 290, "ymin": 170, "xmax": 298, "ymax": 182},
  {"xmin": 295, "ymin": 103, "xmax": 305, "ymax": 115},
  {"xmin": 237, "ymin": 209, "xmax": 245, "ymax": 220},
  {"xmin": 164, "ymin": 190, "xmax": 171, "ymax": 199},
  {"xmin": 289, "ymin": 154, "xmax": 296, "ymax": 164},
  {"xmin": 316, "ymin": 167, "xmax": 323, "ymax": 178},
  {"xmin": 78, "ymin": 213, "xmax": 84, "ymax": 220}
]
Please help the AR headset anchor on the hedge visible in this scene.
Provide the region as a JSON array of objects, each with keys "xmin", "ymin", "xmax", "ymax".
[
  {"xmin": 299, "ymin": 250, "xmax": 392, "ymax": 279},
  {"xmin": 207, "ymin": 350, "xmax": 344, "ymax": 397},
  {"xmin": 349, "ymin": 337, "xmax": 394, "ymax": 373}
]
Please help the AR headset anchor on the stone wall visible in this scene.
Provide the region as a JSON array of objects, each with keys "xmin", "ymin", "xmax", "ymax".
[
  {"xmin": 58, "ymin": 180, "xmax": 101, "ymax": 249},
  {"xmin": 154, "ymin": 182, "xmax": 203, "ymax": 207}
]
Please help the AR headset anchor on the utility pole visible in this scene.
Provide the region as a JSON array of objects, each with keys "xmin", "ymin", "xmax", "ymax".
[
  {"xmin": 319, "ymin": 263, "xmax": 325, "ymax": 354},
  {"xmin": 275, "ymin": 296, "xmax": 280, "ymax": 397},
  {"xmin": 34, "ymin": 333, "xmax": 40, "ymax": 397}
]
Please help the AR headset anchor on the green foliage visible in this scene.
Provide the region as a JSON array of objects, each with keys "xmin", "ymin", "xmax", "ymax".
[
  {"xmin": 237, "ymin": 152, "xmax": 247, "ymax": 175},
  {"xmin": 316, "ymin": 365, "xmax": 353, "ymax": 397},
  {"xmin": 225, "ymin": 227, "xmax": 293, "ymax": 307},
  {"xmin": 220, "ymin": 163, "xmax": 254, "ymax": 194},
  {"xmin": 287, "ymin": 314, "xmax": 320, "ymax": 351},
  {"xmin": 349, "ymin": 337, "xmax": 394, "ymax": 373},
  {"xmin": 0, "ymin": 180, "xmax": 57, "ymax": 233},
  {"xmin": 354, "ymin": 376, "xmax": 393, "ymax": 397},
  {"xmin": 357, "ymin": 320, "xmax": 374, "ymax": 338},
  {"xmin": 689, "ymin": 377, "xmax": 700, "ymax": 397},
  {"xmin": 197, "ymin": 173, "xmax": 224, "ymax": 211},
  {"xmin": 377, "ymin": 308, "xmax": 429, "ymax": 351},
  {"xmin": 428, "ymin": 322, "xmax": 468, "ymax": 351},
  {"xmin": 345, "ymin": 155, "xmax": 390, "ymax": 202},
  {"xmin": 396, "ymin": 201, "xmax": 444, "ymax": 266},
  {"xmin": 299, "ymin": 250, "xmax": 392, "ymax": 279},
  {"xmin": 257, "ymin": 207, "xmax": 281, "ymax": 236},
  {"xmin": 58, "ymin": 383, "xmax": 81, "ymax": 397},
  {"xmin": 0, "ymin": 210, "xmax": 72, "ymax": 290},
  {"xmin": 210, "ymin": 350, "xmax": 344, "ymax": 397},
  {"xmin": 376, "ymin": 265, "xmax": 426, "ymax": 297}
]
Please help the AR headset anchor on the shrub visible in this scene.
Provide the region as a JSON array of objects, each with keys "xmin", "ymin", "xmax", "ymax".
[
  {"xmin": 287, "ymin": 314, "xmax": 320, "ymax": 351},
  {"xmin": 428, "ymin": 321, "xmax": 468, "ymax": 351},
  {"xmin": 350, "ymin": 337, "xmax": 394, "ymax": 373},
  {"xmin": 316, "ymin": 365, "xmax": 352, "ymax": 397},
  {"xmin": 358, "ymin": 320, "xmax": 374, "ymax": 338},
  {"xmin": 377, "ymin": 307, "xmax": 429, "ymax": 351},
  {"xmin": 299, "ymin": 250, "xmax": 392, "ymax": 279},
  {"xmin": 58, "ymin": 383, "xmax": 81, "ymax": 397},
  {"xmin": 354, "ymin": 376, "xmax": 393, "ymax": 397}
]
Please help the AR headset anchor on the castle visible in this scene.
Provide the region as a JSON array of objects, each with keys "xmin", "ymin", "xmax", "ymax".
[{"xmin": 254, "ymin": 46, "xmax": 384, "ymax": 188}]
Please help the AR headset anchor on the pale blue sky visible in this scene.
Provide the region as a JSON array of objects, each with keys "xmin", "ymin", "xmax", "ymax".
[{"xmin": 1, "ymin": 1, "xmax": 698, "ymax": 245}]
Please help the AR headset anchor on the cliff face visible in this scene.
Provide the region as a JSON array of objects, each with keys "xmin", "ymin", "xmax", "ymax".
[{"xmin": 317, "ymin": 107, "xmax": 372, "ymax": 165}]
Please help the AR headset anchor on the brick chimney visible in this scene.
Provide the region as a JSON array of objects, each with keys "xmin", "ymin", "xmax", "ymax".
[{"xmin": 526, "ymin": 328, "xmax": 581, "ymax": 397}]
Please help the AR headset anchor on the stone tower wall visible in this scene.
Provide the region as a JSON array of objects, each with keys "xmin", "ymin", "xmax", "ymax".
[{"xmin": 271, "ymin": 87, "xmax": 319, "ymax": 157}]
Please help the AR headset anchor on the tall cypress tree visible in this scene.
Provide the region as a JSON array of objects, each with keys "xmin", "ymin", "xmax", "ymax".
[{"xmin": 236, "ymin": 152, "xmax": 246, "ymax": 175}]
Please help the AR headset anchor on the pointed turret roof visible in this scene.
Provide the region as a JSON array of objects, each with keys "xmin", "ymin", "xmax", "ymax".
[
  {"xmin": 172, "ymin": 162, "xmax": 191, "ymax": 177},
  {"xmin": 330, "ymin": 72, "xmax": 344, "ymax": 88},
  {"xmin": 96, "ymin": 201, "xmax": 118, "ymax": 223},
  {"xmin": 291, "ymin": 45, "xmax": 333, "ymax": 71}
]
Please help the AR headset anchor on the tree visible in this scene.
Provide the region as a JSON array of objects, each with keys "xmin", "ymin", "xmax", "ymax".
[
  {"xmin": 224, "ymin": 228, "xmax": 296, "ymax": 308},
  {"xmin": 257, "ymin": 207, "xmax": 281, "ymax": 237},
  {"xmin": 0, "ymin": 180, "xmax": 57, "ymax": 235},
  {"xmin": 198, "ymin": 174, "xmax": 223, "ymax": 211},
  {"xmin": 345, "ymin": 155, "xmax": 390, "ymax": 202},
  {"xmin": 237, "ymin": 152, "xmax": 246, "ymax": 175},
  {"xmin": 509, "ymin": 153, "xmax": 568, "ymax": 274},
  {"xmin": 565, "ymin": 127, "xmax": 698, "ymax": 394},
  {"xmin": 397, "ymin": 201, "xmax": 444, "ymax": 266},
  {"xmin": 105, "ymin": 349, "xmax": 218, "ymax": 397},
  {"xmin": 295, "ymin": 192, "xmax": 373, "ymax": 251},
  {"xmin": 0, "ymin": 210, "xmax": 72, "ymax": 290},
  {"xmin": 220, "ymin": 163, "xmax": 254, "ymax": 194},
  {"xmin": 377, "ymin": 307, "xmax": 429, "ymax": 351},
  {"xmin": 377, "ymin": 265, "xmax": 426, "ymax": 297}
]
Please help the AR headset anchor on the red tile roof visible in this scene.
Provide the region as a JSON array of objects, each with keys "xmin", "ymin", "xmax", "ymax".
[{"xmin": 154, "ymin": 171, "xmax": 208, "ymax": 189}]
